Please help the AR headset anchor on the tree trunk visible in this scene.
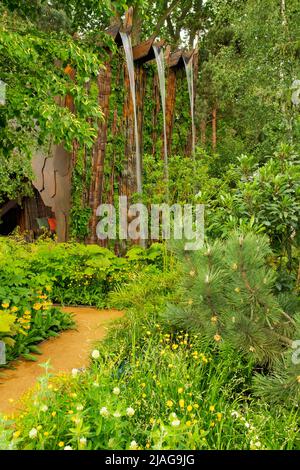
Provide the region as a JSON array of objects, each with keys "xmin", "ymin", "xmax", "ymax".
[
  {"xmin": 200, "ymin": 119, "xmax": 206, "ymax": 146},
  {"xmin": 212, "ymin": 107, "xmax": 217, "ymax": 152}
]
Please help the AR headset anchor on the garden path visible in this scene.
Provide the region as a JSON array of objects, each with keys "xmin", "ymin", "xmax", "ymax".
[{"xmin": 0, "ymin": 307, "xmax": 123, "ymax": 415}]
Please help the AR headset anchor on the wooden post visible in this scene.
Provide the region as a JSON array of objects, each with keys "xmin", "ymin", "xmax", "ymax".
[
  {"xmin": 87, "ymin": 60, "xmax": 112, "ymax": 244},
  {"xmin": 166, "ymin": 67, "xmax": 177, "ymax": 157},
  {"xmin": 136, "ymin": 64, "xmax": 146, "ymax": 164},
  {"xmin": 152, "ymin": 74, "xmax": 161, "ymax": 156}
]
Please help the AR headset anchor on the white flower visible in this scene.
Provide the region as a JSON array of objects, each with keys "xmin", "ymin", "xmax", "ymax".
[
  {"xmin": 76, "ymin": 404, "xmax": 84, "ymax": 411},
  {"xmin": 79, "ymin": 437, "xmax": 87, "ymax": 446},
  {"xmin": 171, "ymin": 419, "xmax": 181, "ymax": 427},
  {"xmin": 245, "ymin": 422, "xmax": 250, "ymax": 429},
  {"xmin": 72, "ymin": 368, "xmax": 78, "ymax": 377},
  {"xmin": 231, "ymin": 411, "xmax": 239, "ymax": 418},
  {"xmin": 126, "ymin": 407, "xmax": 135, "ymax": 417},
  {"xmin": 255, "ymin": 441, "xmax": 261, "ymax": 448},
  {"xmin": 170, "ymin": 412, "xmax": 177, "ymax": 419},
  {"xmin": 130, "ymin": 440, "xmax": 138, "ymax": 450},
  {"xmin": 113, "ymin": 387, "xmax": 120, "ymax": 395},
  {"xmin": 93, "ymin": 382, "xmax": 99, "ymax": 387},
  {"xmin": 91, "ymin": 349, "xmax": 100, "ymax": 359},
  {"xmin": 113, "ymin": 411, "xmax": 121, "ymax": 418},
  {"xmin": 29, "ymin": 428, "xmax": 38, "ymax": 439},
  {"xmin": 100, "ymin": 406, "xmax": 109, "ymax": 417},
  {"xmin": 64, "ymin": 446, "xmax": 72, "ymax": 450},
  {"xmin": 41, "ymin": 405, "xmax": 48, "ymax": 412}
]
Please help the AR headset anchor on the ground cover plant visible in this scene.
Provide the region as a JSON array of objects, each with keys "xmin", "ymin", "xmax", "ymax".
[
  {"xmin": 0, "ymin": 236, "xmax": 165, "ymax": 366},
  {"xmin": 0, "ymin": 237, "xmax": 165, "ymax": 308},
  {"xmin": 0, "ymin": 232, "xmax": 299, "ymax": 450}
]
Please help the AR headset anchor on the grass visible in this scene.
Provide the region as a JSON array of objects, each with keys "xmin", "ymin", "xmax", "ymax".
[{"xmin": 0, "ymin": 270, "xmax": 299, "ymax": 450}]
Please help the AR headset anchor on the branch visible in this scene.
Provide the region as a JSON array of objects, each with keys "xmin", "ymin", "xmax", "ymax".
[{"xmin": 151, "ymin": 0, "xmax": 182, "ymax": 39}]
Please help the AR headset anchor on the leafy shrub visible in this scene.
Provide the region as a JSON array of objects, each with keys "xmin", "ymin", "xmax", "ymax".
[
  {"xmin": 0, "ymin": 238, "xmax": 166, "ymax": 308},
  {"xmin": 0, "ymin": 289, "xmax": 74, "ymax": 365}
]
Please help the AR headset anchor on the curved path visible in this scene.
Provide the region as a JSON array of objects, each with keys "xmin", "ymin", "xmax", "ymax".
[{"xmin": 0, "ymin": 307, "xmax": 123, "ymax": 415}]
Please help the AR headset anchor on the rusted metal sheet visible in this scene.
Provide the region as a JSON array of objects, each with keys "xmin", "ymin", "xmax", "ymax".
[{"xmin": 133, "ymin": 39, "xmax": 165, "ymax": 64}]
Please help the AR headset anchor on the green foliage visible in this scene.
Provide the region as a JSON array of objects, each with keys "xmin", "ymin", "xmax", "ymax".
[
  {"xmin": 0, "ymin": 293, "xmax": 74, "ymax": 366},
  {"xmin": 200, "ymin": 0, "xmax": 300, "ymax": 159},
  {"xmin": 165, "ymin": 231, "xmax": 297, "ymax": 364},
  {"xmin": 194, "ymin": 146, "xmax": 300, "ymax": 283},
  {"xmin": 253, "ymin": 314, "xmax": 300, "ymax": 405},
  {"xmin": 2, "ymin": 268, "xmax": 299, "ymax": 450},
  {"xmin": 0, "ymin": 4, "xmax": 114, "ymax": 204},
  {"xmin": 0, "ymin": 237, "xmax": 166, "ymax": 308}
]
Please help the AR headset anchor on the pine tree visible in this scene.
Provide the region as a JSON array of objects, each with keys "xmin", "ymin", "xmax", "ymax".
[
  {"xmin": 253, "ymin": 314, "xmax": 300, "ymax": 405},
  {"xmin": 166, "ymin": 231, "xmax": 296, "ymax": 364}
]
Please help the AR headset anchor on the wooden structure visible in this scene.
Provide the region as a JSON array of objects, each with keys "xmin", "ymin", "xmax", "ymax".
[{"xmin": 10, "ymin": 8, "xmax": 198, "ymax": 245}]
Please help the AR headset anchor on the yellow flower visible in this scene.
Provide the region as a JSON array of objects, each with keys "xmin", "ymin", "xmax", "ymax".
[
  {"xmin": 13, "ymin": 431, "xmax": 21, "ymax": 439},
  {"xmin": 68, "ymin": 410, "xmax": 74, "ymax": 415},
  {"xmin": 189, "ymin": 270, "xmax": 196, "ymax": 277},
  {"xmin": 178, "ymin": 387, "xmax": 184, "ymax": 394},
  {"xmin": 179, "ymin": 399, "xmax": 185, "ymax": 408},
  {"xmin": 210, "ymin": 421, "xmax": 215, "ymax": 427},
  {"xmin": 172, "ymin": 344, "xmax": 179, "ymax": 350},
  {"xmin": 166, "ymin": 400, "xmax": 173, "ymax": 408},
  {"xmin": 11, "ymin": 306, "xmax": 18, "ymax": 312},
  {"xmin": 234, "ymin": 287, "xmax": 240, "ymax": 293},
  {"xmin": 296, "ymin": 376, "xmax": 300, "ymax": 383},
  {"xmin": 214, "ymin": 334, "xmax": 222, "ymax": 342},
  {"xmin": 217, "ymin": 412, "xmax": 222, "ymax": 421},
  {"xmin": 33, "ymin": 303, "xmax": 42, "ymax": 311},
  {"xmin": 211, "ymin": 316, "xmax": 218, "ymax": 323},
  {"xmin": 146, "ymin": 443, "xmax": 151, "ymax": 449},
  {"xmin": 51, "ymin": 411, "xmax": 57, "ymax": 417},
  {"xmin": 141, "ymin": 383, "xmax": 146, "ymax": 388},
  {"xmin": 186, "ymin": 420, "xmax": 192, "ymax": 427},
  {"xmin": 209, "ymin": 405, "xmax": 215, "ymax": 412},
  {"xmin": 187, "ymin": 405, "xmax": 193, "ymax": 412},
  {"xmin": 58, "ymin": 441, "xmax": 64, "ymax": 448},
  {"xmin": 149, "ymin": 418, "xmax": 155, "ymax": 424},
  {"xmin": 44, "ymin": 432, "xmax": 49, "ymax": 437},
  {"xmin": 188, "ymin": 299, "xmax": 193, "ymax": 305},
  {"xmin": 2, "ymin": 302, "xmax": 9, "ymax": 309}
]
